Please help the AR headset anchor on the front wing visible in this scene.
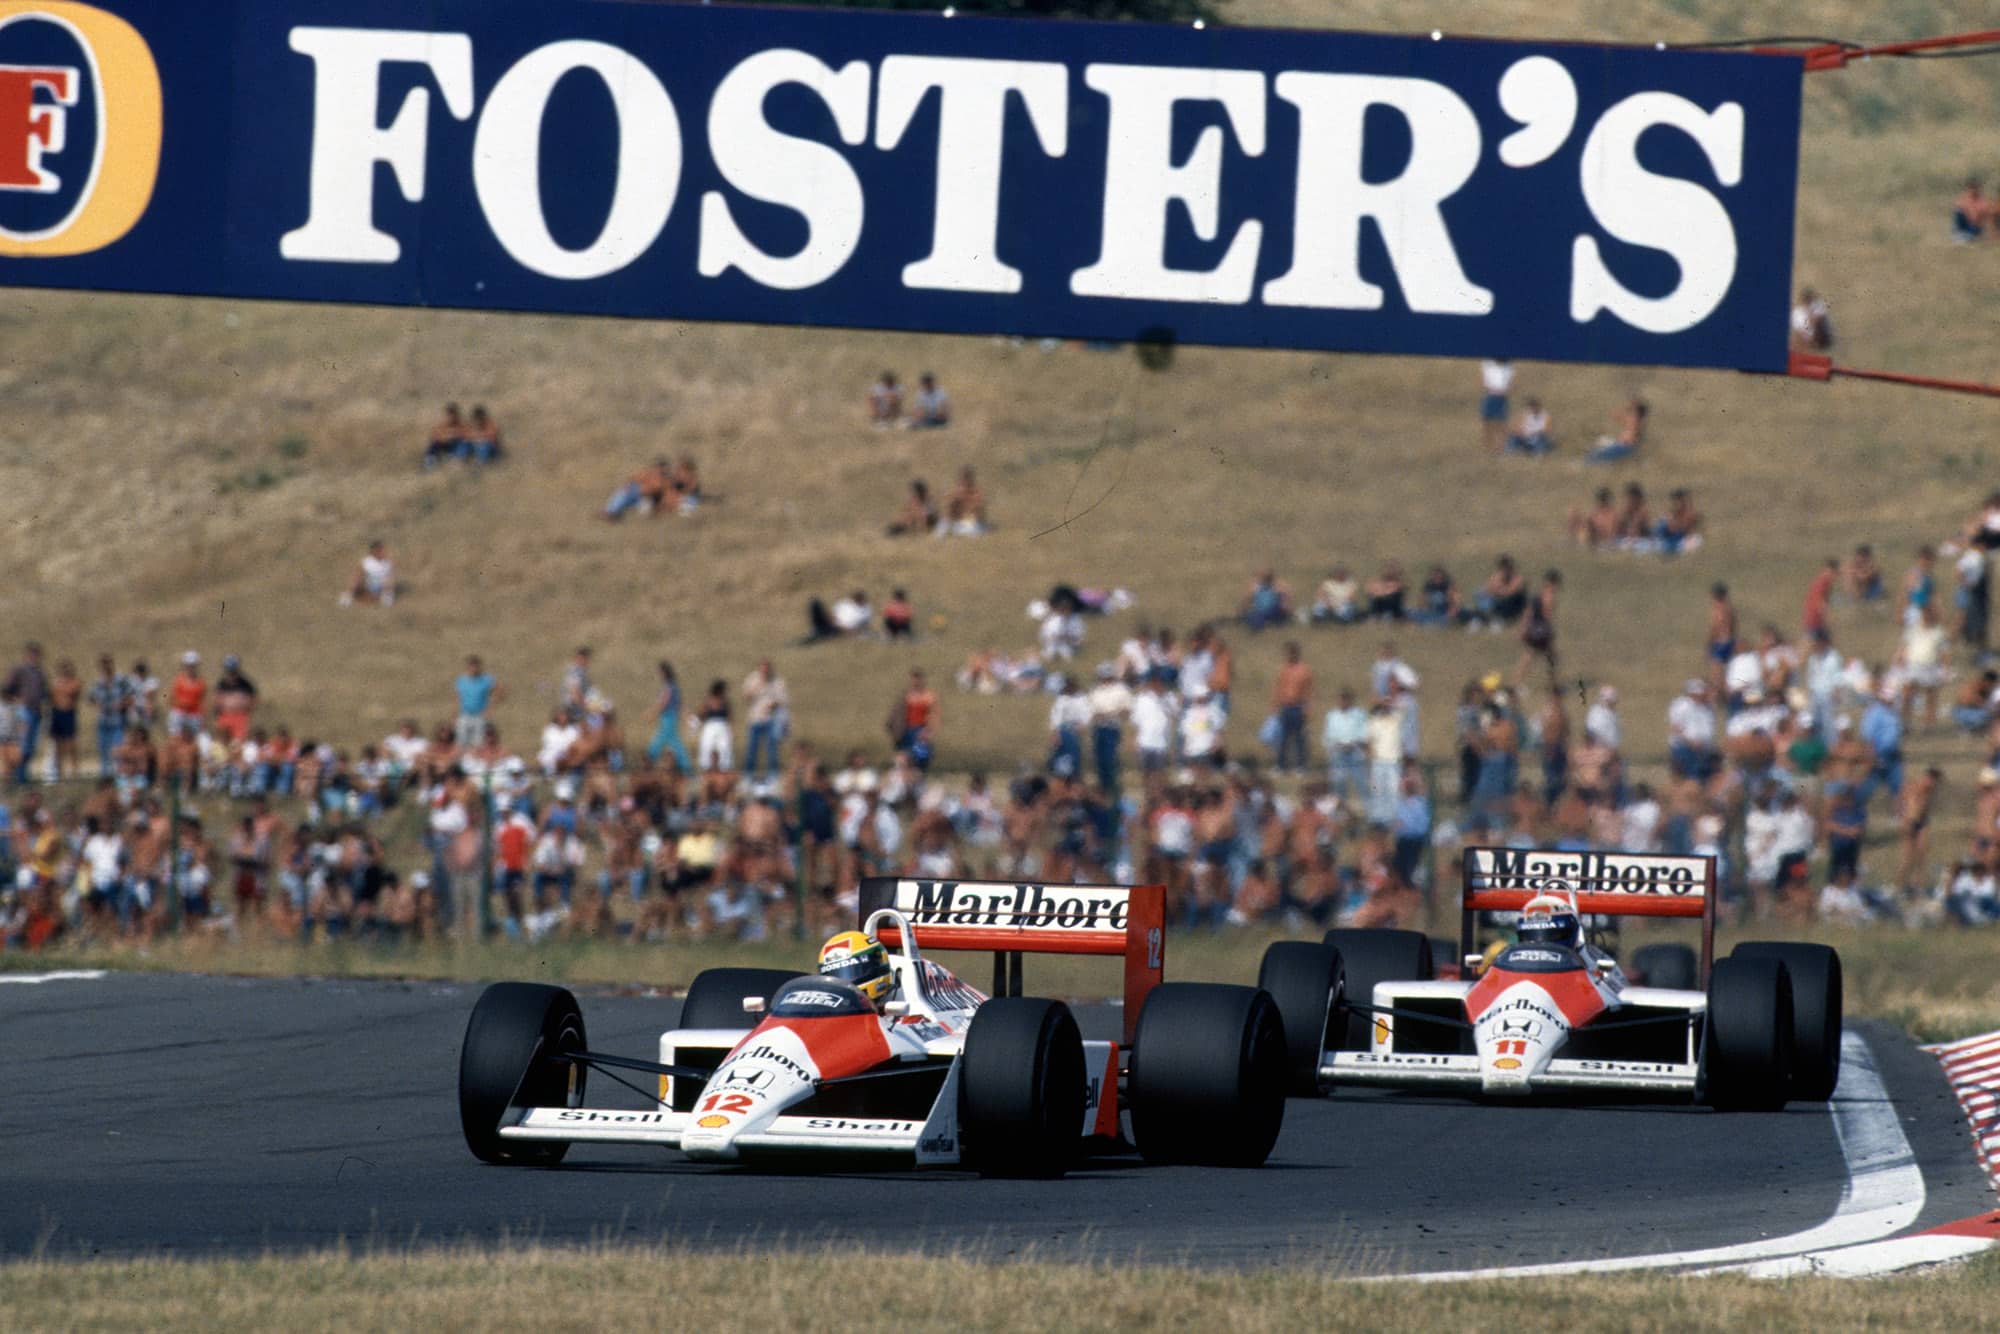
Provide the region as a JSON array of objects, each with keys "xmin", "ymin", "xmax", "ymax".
[
  {"xmin": 1322, "ymin": 1050, "xmax": 1699, "ymax": 1094},
  {"xmin": 500, "ymin": 1106, "xmax": 948, "ymax": 1156}
]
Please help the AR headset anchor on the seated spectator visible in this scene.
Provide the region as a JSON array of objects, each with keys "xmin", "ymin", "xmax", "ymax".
[
  {"xmin": 668, "ymin": 455, "xmax": 701, "ymax": 515},
  {"xmin": 1409, "ymin": 565, "xmax": 1461, "ymax": 626},
  {"xmin": 1471, "ymin": 554, "xmax": 1528, "ymax": 627},
  {"xmin": 1952, "ymin": 670, "xmax": 1999, "ymax": 732},
  {"xmin": 1965, "ymin": 491, "xmax": 2000, "ymax": 551},
  {"xmin": 1611, "ymin": 482, "xmax": 1650, "ymax": 546},
  {"xmin": 1309, "ymin": 566, "xmax": 1360, "ymax": 625},
  {"xmin": 909, "ymin": 373, "xmax": 951, "ymax": 429},
  {"xmin": 1952, "ymin": 177, "xmax": 1988, "ymax": 244},
  {"xmin": 422, "ymin": 402, "xmax": 466, "ymax": 468},
  {"xmin": 1504, "ymin": 398, "xmax": 1553, "ymax": 455},
  {"xmin": 340, "ymin": 540, "xmax": 396, "ymax": 608},
  {"xmin": 603, "ymin": 458, "xmax": 670, "ymax": 521},
  {"xmin": 1586, "ymin": 398, "xmax": 1647, "ymax": 463},
  {"xmin": 1571, "ymin": 487, "xmax": 1617, "ymax": 548},
  {"xmin": 1844, "ymin": 543, "xmax": 1884, "ymax": 601},
  {"xmin": 1655, "ymin": 488, "xmax": 1704, "ymax": 555},
  {"xmin": 940, "ymin": 467, "xmax": 987, "ymax": 536},
  {"xmin": 882, "ymin": 588, "xmax": 915, "ymax": 640},
  {"xmin": 464, "ymin": 404, "xmax": 503, "ymax": 463},
  {"xmin": 1788, "ymin": 288, "xmax": 1833, "ymax": 351},
  {"xmin": 868, "ymin": 371, "xmax": 902, "ymax": 426},
  {"xmin": 887, "ymin": 479, "xmax": 937, "ymax": 537},
  {"xmin": 1241, "ymin": 568, "xmax": 1293, "ymax": 631},
  {"xmin": 1363, "ymin": 562, "xmax": 1406, "ymax": 620},
  {"xmin": 805, "ymin": 589, "xmax": 873, "ymax": 642}
]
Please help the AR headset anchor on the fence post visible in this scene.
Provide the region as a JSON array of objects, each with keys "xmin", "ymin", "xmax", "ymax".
[
  {"xmin": 166, "ymin": 772, "xmax": 183, "ymax": 934},
  {"xmin": 1423, "ymin": 759, "xmax": 1440, "ymax": 904},
  {"xmin": 478, "ymin": 770, "xmax": 495, "ymax": 942}
]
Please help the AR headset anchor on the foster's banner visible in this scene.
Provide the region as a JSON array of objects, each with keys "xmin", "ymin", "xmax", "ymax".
[{"xmin": 0, "ymin": 1, "xmax": 1802, "ymax": 369}]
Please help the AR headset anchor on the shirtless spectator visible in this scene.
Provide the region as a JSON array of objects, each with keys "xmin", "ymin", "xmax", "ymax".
[
  {"xmin": 341, "ymin": 540, "xmax": 396, "ymax": 607},
  {"xmin": 909, "ymin": 373, "xmax": 951, "ymax": 429},
  {"xmin": 1567, "ymin": 487, "xmax": 1618, "ymax": 548},
  {"xmin": 1843, "ymin": 544, "xmax": 1884, "ymax": 602},
  {"xmin": 1363, "ymin": 563, "xmax": 1407, "ymax": 621},
  {"xmin": 422, "ymin": 402, "xmax": 465, "ymax": 468},
  {"xmin": 882, "ymin": 588, "xmax": 915, "ymax": 640},
  {"xmin": 1803, "ymin": 558, "xmax": 1838, "ymax": 637},
  {"xmin": 1896, "ymin": 768, "xmax": 1943, "ymax": 894},
  {"xmin": 603, "ymin": 457, "xmax": 670, "ymax": 520},
  {"xmin": 212, "ymin": 655, "xmax": 258, "ymax": 744},
  {"xmin": 1707, "ymin": 583, "xmax": 1738, "ymax": 696},
  {"xmin": 1613, "ymin": 483, "xmax": 1651, "ymax": 546},
  {"xmin": 464, "ymin": 405, "xmax": 503, "ymax": 463},
  {"xmin": 886, "ymin": 479, "xmax": 937, "ymax": 536},
  {"xmin": 47, "ymin": 659, "xmax": 81, "ymax": 780},
  {"xmin": 868, "ymin": 371, "xmax": 902, "ymax": 426},
  {"xmin": 1309, "ymin": 566, "xmax": 1360, "ymax": 625},
  {"xmin": 940, "ymin": 467, "xmax": 987, "ymax": 536},
  {"xmin": 1656, "ymin": 488, "xmax": 1703, "ymax": 555},
  {"xmin": 1514, "ymin": 571, "xmax": 1560, "ymax": 687},
  {"xmin": 1789, "ymin": 288, "xmax": 1833, "ymax": 351},
  {"xmin": 1505, "ymin": 397, "xmax": 1553, "ymax": 455},
  {"xmin": 1471, "ymin": 555, "xmax": 1528, "ymax": 629},
  {"xmin": 1953, "ymin": 177, "xmax": 1990, "ymax": 243},
  {"xmin": 1586, "ymin": 398, "xmax": 1647, "ymax": 464},
  {"xmin": 1241, "ymin": 568, "xmax": 1294, "ymax": 632}
]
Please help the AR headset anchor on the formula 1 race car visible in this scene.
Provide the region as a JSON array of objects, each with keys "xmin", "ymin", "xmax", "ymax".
[
  {"xmin": 1251, "ymin": 848, "xmax": 1843, "ymax": 1110},
  {"xmin": 458, "ymin": 879, "xmax": 1290, "ymax": 1175}
]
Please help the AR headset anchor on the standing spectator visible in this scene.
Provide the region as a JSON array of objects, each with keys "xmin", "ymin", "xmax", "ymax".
[
  {"xmin": 868, "ymin": 371, "xmax": 902, "ymax": 426},
  {"xmin": 1802, "ymin": 558, "xmax": 1838, "ymax": 639},
  {"xmin": 889, "ymin": 669, "xmax": 938, "ymax": 760},
  {"xmin": 1131, "ymin": 676, "xmax": 1177, "ymax": 777},
  {"xmin": 1860, "ymin": 688, "xmax": 1904, "ymax": 800},
  {"xmin": 1370, "ymin": 641, "xmax": 1416, "ymax": 703},
  {"xmin": 1707, "ymin": 583, "xmax": 1737, "ymax": 696},
  {"xmin": 1955, "ymin": 544, "xmax": 1990, "ymax": 655},
  {"xmin": 1179, "ymin": 689, "xmax": 1224, "ymax": 769},
  {"xmin": 910, "ymin": 373, "xmax": 951, "ymax": 429},
  {"xmin": 1536, "ymin": 687, "xmax": 1570, "ymax": 806},
  {"xmin": 423, "ymin": 402, "xmax": 466, "ymax": 467},
  {"xmin": 642, "ymin": 663, "xmax": 690, "ymax": 776},
  {"xmin": 1902, "ymin": 546, "xmax": 1936, "ymax": 628},
  {"xmin": 1365, "ymin": 699, "xmax": 1406, "ymax": 824},
  {"xmin": 454, "ymin": 655, "xmax": 503, "ymax": 749},
  {"xmin": 212, "ymin": 655, "xmax": 257, "ymax": 745},
  {"xmin": 1584, "ymin": 685, "xmax": 1622, "ymax": 754},
  {"xmin": 1505, "ymin": 398, "xmax": 1553, "ymax": 455},
  {"xmin": 166, "ymin": 652, "xmax": 205, "ymax": 742},
  {"xmin": 47, "ymin": 658, "xmax": 81, "ymax": 781},
  {"xmin": 1322, "ymin": 687, "xmax": 1368, "ymax": 802},
  {"xmin": 1788, "ymin": 288, "xmax": 1833, "ymax": 351},
  {"xmin": 1895, "ymin": 767, "xmax": 1942, "ymax": 895},
  {"xmin": 1824, "ymin": 774, "xmax": 1867, "ymax": 885},
  {"xmin": 1392, "ymin": 765, "xmax": 1432, "ymax": 890},
  {"xmin": 88, "ymin": 655, "xmax": 131, "ymax": 777},
  {"xmin": 1047, "ymin": 679, "xmax": 1089, "ymax": 779},
  {"xmin": 562, "ymin": 647, "xmax": 593, "ymax": 715},
  {"xmin": 696, "ymin": 680, "xmax": 733, "ymax": 774},
  {"xmin": 4, "ymin": 643, "xmax": 47, "ymax": 783},
  {"xmin": 1514, "ymin": 571, "xmax": 1560, "ymax": 687},
  {"xmin": 1271, "ymin": 641, "xmax": 1314, "ymax": 773},
  {"xmin": 741, "ymin": 659, "xmax": 789, "ymax": 782},
  {"xmin": 340, "ymin": 540, "xmax": 396, "ymax": 607},
  {"xmin": 1478, "ymin": 357, "xmax": 1513, "ymax": 452},
  {"xmin": 1087, "ymin": 664, "xmax": 1132, "ymax": 793},
  {"xmin": 1805, "ymin": 631, "xmax": 1845, "ymax": 738},
  {"xmin": 1901, "ymin": 606, "xmax": 1949, "ymax": 727}
]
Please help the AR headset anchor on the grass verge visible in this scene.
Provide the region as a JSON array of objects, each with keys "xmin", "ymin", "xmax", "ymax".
[{"xmin": 1, "ymin": 1241, "xmax": 1995, "ymax": 1331}]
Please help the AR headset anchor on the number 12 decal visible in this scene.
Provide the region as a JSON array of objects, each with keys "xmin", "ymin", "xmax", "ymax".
[{"xmin": 699, "ymin": 1092, "xmax": 755, "ymax": 1115}]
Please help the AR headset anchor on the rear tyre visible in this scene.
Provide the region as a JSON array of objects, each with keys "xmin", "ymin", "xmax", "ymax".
[
  {"xmin": 1631, "ymin": 943, "xmax": 1699, "ymax": 991},
  {"xmin": 959, "ymin": 998, "xmax": 1087, "ymax": 1179},
  {"xmin": 1733, "ymin": 942, "xmax": 1842, "ymax": 1101},
  {"xmin": 679, "ymin": 967, "xmax": 807, "ymax": 1031},
  {"xmin": 1128, "ymin": 983, "xmax": 1287, "ymax": 1168},
  {"xmin": 1257, "ymin": 941, "xmax": 1343, "ymax": 1096},
  {"xmin": 1702, "ymin": 957, "xmax": 1793, "ymax": 1112},
  {"xmin": 459, "ymin": 982, "xmax": 587, "ymax": 1165},
  {"xmin": 1324, "ymin": 929, "xmax": 1434, "ymax": 1051}
]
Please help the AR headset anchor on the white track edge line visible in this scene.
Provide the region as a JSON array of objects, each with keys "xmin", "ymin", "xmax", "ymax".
[{"xmin": 0, "ymin": 970, "xmax": 108, "ymax": 985}]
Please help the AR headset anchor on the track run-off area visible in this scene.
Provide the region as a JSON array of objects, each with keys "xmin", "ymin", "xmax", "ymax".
[{"xmin": 2, "ymin": 972, "xmax": 1993, "ymax": 1276}]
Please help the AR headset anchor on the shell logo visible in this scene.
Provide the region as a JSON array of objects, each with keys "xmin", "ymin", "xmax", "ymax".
[
  {"xmin": 696, "ymin": 1114, "xmax": 730, "ymax": 1129},
  {"xmin": 1493, "ymin": 1057, "xmax": 1522, "ymax": 1071},
  {"xmin": 0, "ymin": 1, "xmax": 160, "ymax": 256},
  {"xmin": 1372, "ymin": 1018, "xmax": 1390, "ymax": 1046}
]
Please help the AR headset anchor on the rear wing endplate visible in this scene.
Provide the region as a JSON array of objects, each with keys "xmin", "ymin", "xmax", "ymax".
[
  {"xmin": 858, "ymin": 878, "xmax": 1165, "ymax": 1045},
  {"xmin": 1460, "ymin": 848, "xmax": 1717, "ymax": 985}
]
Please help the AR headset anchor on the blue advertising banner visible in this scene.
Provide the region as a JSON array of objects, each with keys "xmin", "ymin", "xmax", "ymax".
[{"xmin": 0, "ymin": 1, "xmax": 1802, "ymax": 369}]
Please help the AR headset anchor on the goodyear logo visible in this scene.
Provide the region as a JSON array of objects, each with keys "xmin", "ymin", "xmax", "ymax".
[{"xmin": 0, "ymin": 0, "xmax": 158, "ymax": 256}]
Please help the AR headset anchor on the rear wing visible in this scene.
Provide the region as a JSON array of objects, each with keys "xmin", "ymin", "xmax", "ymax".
[
  {"xmin": 1460, "ymin": 848, "xmax": 1717, "ymax": 985},
  {"xmin": 858, "ymin": 878, "xmax": 1164, "ymax": 1045}
]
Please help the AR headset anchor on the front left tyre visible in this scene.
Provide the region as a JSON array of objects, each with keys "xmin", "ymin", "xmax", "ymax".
[
  {"xmin": 459, "ymin": 982, "xmax": 587, "ymax": 1165},
  {"xmin": 1701, "ymin": 956, "xmax": 1793, "ymax": 1113},
  {"xmin": 1257, "ymin": 940, "xmax": 1343, "ymax": 1096},
  {"xmin": 959, "ymin": 997, "xmax": 1087, "ymax": 1179}
]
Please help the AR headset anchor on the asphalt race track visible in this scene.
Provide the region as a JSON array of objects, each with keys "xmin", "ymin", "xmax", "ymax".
[{"xmin": 3, "ymin": 973, "xmax": 1991, "ymax": 1273}]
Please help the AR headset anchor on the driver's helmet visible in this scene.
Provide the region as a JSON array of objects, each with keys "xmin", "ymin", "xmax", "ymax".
[
  {"xmin": 818, "ymin": 930, "xmax": 895, "ymax": 1006},
  {"xmin": 1515, "ymin": 894, "xmax": 1583, "ymax": 951}
]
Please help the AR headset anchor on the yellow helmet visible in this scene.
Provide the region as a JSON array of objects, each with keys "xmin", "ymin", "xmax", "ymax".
[{"xmin": 818, "ymin": 930, "xmax": 894, "ymax": 1005}]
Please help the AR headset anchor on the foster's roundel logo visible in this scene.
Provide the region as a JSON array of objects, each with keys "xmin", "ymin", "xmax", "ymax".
[{"xmin": 0, "ymin": 1, "xmax": 159, "ymax": 256}]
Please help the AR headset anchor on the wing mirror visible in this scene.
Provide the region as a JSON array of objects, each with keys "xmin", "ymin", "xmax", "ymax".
[
  {"xmin": 1463, "ymin": 953, "xmax": 1485, "ymax": 971},
  {"xmin": 882, "ymin": 1000, "xmax": 911, "ymax": 1018},
  {"xmin": 741, "ymin": 996, "xmax": 766, "ymax": 1014},
  {"xmin": 1593, "ymin": 958, "xmax": 1616, "ymax": 975}
]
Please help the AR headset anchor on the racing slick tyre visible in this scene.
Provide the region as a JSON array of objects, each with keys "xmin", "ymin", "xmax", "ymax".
[
  {"xmin": 1631, "ymin": 943, "xmax": 1700, "ymax": 991},
  {"xmin": 1733, "ymin": 942, "xmax": 1843, "ymax": 1101},
  {"xmin": 1323, "ymin": 929, "xmax": 1434, "ymax": 1052},
  {"xmin": 1257, "ymin": 941, "xmax": 1343, "ymax": 1096},
  {"xmin": 1128, "ymin": 984, "xmax": 1287, "ymax": 1168},
  {"xmin": 959, "ymin": 997, "xmax": 1087, "ymax": 1179},
  {"xmin": 459, "ymin": 982, "xmax": 587, "ymax": 1165},
  {"xmin": 1701, "ymin": 956, "xmax": 1794, "ymax": 1113},
  {"xmin": 679, "ymin": 968, "xmax": 807, "ymax": 1031}
]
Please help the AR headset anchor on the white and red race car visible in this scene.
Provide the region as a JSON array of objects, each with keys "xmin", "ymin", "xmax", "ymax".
[
  {"xmin": 1252, "ymin": 849, "xmax": 1843, "ymax": 1110},
  {"xmin": 459, "ymin": 878, "xmax": 1291, "ymax": 1175}
]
